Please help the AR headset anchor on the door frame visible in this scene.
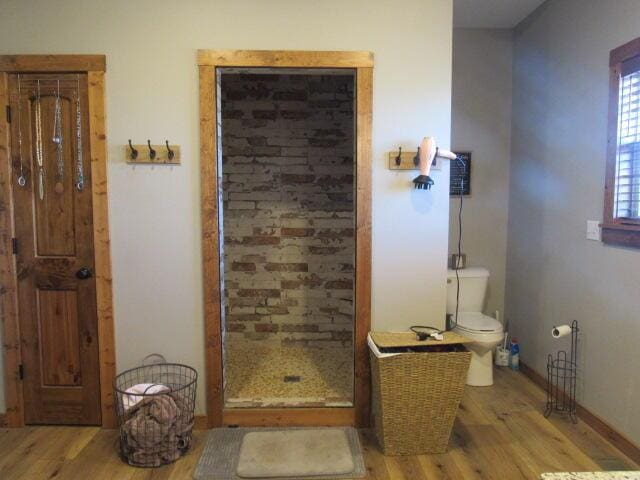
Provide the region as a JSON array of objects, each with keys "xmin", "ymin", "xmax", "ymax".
[
  {"xmin": 0, "ymin": 55, "xmax": 116, "ymax": 428},
  {"xmin": 198, "ymin": 49, "xmax": 373, "ymax": 428}
]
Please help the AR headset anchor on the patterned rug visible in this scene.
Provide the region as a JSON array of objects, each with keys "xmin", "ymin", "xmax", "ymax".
[{"xmin": 541, "ymin": 473, "xmax": 640, "ymax": 479}]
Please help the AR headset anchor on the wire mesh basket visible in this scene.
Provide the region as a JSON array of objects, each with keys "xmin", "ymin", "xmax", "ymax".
[{"xmin": 114, "ymin": 361, "xmax": 197, "ymax": 467}]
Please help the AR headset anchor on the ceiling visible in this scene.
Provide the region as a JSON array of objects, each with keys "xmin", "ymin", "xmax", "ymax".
[{"xmin": 453, "ymin": 0, "xmax": 546, "ymax": 28}]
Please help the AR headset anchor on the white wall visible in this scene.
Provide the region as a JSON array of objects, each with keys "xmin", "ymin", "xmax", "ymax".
[
  {"xmin": 0, "ymin": 0, "xmax": 453, "ymax": 415},
  {"xmin": 450, "ymin": 29, "xmax": 513, "ymax": 317},
  {"xmin": 507, "ymin": 0, "xmax": 640, "ymax": 444}
]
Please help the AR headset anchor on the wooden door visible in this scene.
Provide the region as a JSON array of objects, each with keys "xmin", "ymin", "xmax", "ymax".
[{"xmin": 8, "ymin": 73, "xmax": 101, "ymax": 425}]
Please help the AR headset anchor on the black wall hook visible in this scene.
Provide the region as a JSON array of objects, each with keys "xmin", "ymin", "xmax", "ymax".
[
  {"xmin": 128, "ymin": 140, "xmax": 138, "ymax": 160},
  {"xmin": 147, "ymin": 140, "xmax": 156, "ymax": 160},
  {"xmin": 413, "ymin": 146, "xmax": 421, "ymax": 166},
  {"xmin": 166, "ymin": 140, "xmax": 174, "ymax": 160},
  {"xmin": 395, "ymin": 147, "xmax": 402, "ymax": 166}
]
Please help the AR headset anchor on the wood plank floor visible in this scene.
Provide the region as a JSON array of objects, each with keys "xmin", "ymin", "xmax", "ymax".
[{"xmin": 0, "ymin": 369, "xmax": 637, "ymax": 479}]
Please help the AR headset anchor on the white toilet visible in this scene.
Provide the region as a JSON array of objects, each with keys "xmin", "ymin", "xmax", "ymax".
[{"xmin": 446, "ymin": 267, "xmax": 503, "ymax": 386}]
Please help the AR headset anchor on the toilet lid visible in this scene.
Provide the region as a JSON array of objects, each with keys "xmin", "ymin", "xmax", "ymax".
[{"xmin": 455, "ymin": 312, "xmax": 502, "ymax": 333}]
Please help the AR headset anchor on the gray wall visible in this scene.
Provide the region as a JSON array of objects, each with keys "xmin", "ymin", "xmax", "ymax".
[
  {"xmin": 451, "ymin": 29, "xmax": 513, "ymax": 317},
  {"xmin": 507, "ymin": 0, "xmax": 640, "ymax": 444}
]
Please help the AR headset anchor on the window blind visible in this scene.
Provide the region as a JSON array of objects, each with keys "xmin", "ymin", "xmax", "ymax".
[{"xmin": 614, "ymin": 62, "xmax": 640, "ymax": 219}]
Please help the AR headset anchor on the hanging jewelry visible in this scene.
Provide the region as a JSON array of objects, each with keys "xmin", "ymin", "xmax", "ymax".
[
  {"xmin": 75, "ymin": 75, "xmax": 84, "ymax": 191},
  {"xmin": 53, "ymin": 79, "xmax": 64, "ymax": 194},
  {"xmin": 15, "ymin": 74, "xmax": 26, "ymax": 187},
  {"xmin": 35, "ymin": 80, "xmax": 45, "ymax": 201}
]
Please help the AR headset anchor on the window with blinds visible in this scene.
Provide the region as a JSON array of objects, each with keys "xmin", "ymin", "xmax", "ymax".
[
  {"xmin": 603, "ymin": 37, "xmax": 640, "ymax": 248},
  {"xmin": 614, "ymin": 59, "xmax": 640, "ymax": 220}
]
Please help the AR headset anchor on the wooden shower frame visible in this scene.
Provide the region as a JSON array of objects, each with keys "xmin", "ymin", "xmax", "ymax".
[
  {"xmin": 0, "ymin": 55, "xmax": 116, "ymax": 428},
  {"xmin": 198, "ymin": 50, "xmax": 373, "ymax": 428}
]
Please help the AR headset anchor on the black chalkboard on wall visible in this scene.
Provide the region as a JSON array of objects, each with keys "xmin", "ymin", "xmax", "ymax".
[{"xmin": 450, "ymin": 151, "xmax": 471, "ymax": 196}]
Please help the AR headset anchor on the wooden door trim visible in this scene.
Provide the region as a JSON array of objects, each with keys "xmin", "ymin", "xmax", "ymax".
[
  {"xmin": 86, "ymin": 71, "xmax": 116, "ymax": 428},
  {"xmin": 0, "ymin": 55, "xmax": 106, "ymax": 73},
  {"xmin": 0, "ymin": 72, "xmax": 23, "ymax": 427},
  {"xmin": 354, "ymin": 67, "xmax": 373, "ymax": 427},
  {"xmin": 198, "ymin": 50, "xmax": 373, "ymax": 428},
  {"xmin": 197, "ymin": 49, "xmax": 374, "ymax": 68},
  {"xmin": 0, "ymin": 55, "xmax": 115, "ymax": 428}
]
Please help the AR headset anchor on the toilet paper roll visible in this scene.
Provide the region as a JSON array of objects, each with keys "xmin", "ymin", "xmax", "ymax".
[{"xmin": 552, "ymin": 325, "xmax": 571, "ymax": 338}]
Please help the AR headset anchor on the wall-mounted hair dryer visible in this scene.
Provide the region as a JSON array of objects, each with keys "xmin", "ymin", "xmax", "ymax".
[{"xmin": 412, "ymin": 137, "xmax": 457, "ymax": 190}]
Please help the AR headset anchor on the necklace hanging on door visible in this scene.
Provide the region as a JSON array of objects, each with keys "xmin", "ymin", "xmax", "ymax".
[
  {"xmin": 15, "ymin": 74, "xmax": 26, "ymax": 187},
  {"xmin": 75, "ymin": 75, "xmax": 84, "ymax": 191},
  {"xmin": 35, "ymin": 80, "xmax": 45, "ymax": 201},
  {"xmin": 53, "ymin": 79, "xmax": 64, "ymax": 194}
]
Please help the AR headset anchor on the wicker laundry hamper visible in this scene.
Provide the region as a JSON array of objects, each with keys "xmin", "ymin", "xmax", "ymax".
[
  {"xmin": 369, "ymin": 332, "xmax": 472, "ymax": 456},
  {"xmin": 114, "ymin": 358, "xmax": 197, "ymax": 467}
]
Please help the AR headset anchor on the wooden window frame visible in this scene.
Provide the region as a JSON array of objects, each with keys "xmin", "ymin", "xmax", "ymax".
[
  {"xmin": 0, "ymin": 55, "xmax": 116, "ymax": 427},
  {"xmin": 198, "ymin": 50, "xmax": 373, "ymax": 428},
  {"xmin": 602, "ymin": 38, "xmax": 640, "ymax": 248}
]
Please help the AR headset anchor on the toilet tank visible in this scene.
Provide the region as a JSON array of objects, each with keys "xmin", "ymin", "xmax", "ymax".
[{"xmin": 446, "ymin": 267, "xmax": 490, "ymax": 314}]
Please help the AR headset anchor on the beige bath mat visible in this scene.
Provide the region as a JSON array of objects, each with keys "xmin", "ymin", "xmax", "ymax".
[
  {"xmin": 193, "ymin": 426, "xmax": 365, "ymax": 480},
  {"xmin": 237, "ymin": 429, "xmax": 354, "ymax": 478}
]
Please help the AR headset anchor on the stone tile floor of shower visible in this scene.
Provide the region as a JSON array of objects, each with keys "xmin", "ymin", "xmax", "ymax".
[{"xmin": 224, "ymin": 341, "xmax": 354, "ymax": 408}]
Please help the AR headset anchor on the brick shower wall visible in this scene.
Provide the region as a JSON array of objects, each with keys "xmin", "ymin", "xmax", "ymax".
[{"xmin": 220, "ymin": 73, "xmax": 355, "ymax": 348}]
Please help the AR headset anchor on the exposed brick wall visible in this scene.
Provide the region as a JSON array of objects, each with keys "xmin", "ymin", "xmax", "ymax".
[{"xmin": 220, "ymin": 73, "xmax": 355, "ymax": 348}]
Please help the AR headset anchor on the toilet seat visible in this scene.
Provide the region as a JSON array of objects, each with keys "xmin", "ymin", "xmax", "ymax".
[{"xmin": 453, "ymin": 312, "xmax": 503, "ymax": 338}]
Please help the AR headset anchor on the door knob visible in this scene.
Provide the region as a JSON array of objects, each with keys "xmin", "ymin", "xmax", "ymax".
[{"xmin": 76, "ymin": 267, "xmax": 92, "ymax": 280}]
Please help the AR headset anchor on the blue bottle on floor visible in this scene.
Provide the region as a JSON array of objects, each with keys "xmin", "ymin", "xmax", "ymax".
[{"xmin": 510, "ymin": 338, "xmax": 520, "ymax": 371}]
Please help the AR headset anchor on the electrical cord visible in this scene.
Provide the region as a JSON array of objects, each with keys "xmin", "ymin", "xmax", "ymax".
[
  {"xmin": 410, "ymin": 325, "xmax": 444, "ymax": 341},
  {"xmin": 451, "ymin": 155, "xmax": 466, "ymax": 331}
]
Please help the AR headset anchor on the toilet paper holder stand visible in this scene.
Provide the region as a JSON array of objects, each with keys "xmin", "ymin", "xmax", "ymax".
[{"xmin": 544, "ymin": 319, "xmax": 579, "ymax": 423}]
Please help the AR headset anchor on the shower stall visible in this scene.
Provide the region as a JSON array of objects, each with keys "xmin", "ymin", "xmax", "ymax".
[
  {"xmin": 219, "ymin": 70, "xmax": 355, "ymax": 408},
  {"xmin": 198, "ymin": 50, "xmax": 372, "ymax": 427}
]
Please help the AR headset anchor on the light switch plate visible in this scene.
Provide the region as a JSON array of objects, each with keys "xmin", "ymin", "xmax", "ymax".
[{"xmin": 586, "ymin": 220, "xmax": 601, "ymax": 241}]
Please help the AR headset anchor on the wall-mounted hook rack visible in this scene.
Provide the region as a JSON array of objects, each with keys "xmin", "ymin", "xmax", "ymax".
[
  {"xmin": 126, "ymin": 141, "xmax": 181, "ymax": 164},
  {"xmin": 388, "ymin": 148, "xmax": 442, "ymax": 171}
]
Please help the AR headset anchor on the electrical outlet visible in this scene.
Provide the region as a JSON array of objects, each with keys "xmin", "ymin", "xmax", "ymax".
[{"xmin": 586, "ymin": 220, "xmax": 601, "ymax": 241}]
